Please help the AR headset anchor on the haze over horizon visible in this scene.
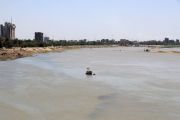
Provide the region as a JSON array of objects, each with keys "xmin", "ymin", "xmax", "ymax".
[{"xmin": 0, "ymin": 0, "xmax": 180, "ymax": 41}]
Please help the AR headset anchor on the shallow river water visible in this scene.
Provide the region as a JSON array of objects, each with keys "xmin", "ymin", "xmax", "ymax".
[{"xmin": 0, "ymin": 47, "xmax": 180, "ymax": 120}]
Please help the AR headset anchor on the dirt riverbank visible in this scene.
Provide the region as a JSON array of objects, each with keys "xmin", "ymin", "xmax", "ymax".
[
  {"xmin": 0, "ymin": 46, "xmax": 73, "ymax": 61},
  {"xmin": 0, "ymin": 45, "xmax": 113, "ymax": 61}
]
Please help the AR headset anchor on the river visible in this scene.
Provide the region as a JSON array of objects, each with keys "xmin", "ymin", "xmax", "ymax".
[{"xmin": 0, "ymin": 47, "xmax": 180, "ymax": 120}]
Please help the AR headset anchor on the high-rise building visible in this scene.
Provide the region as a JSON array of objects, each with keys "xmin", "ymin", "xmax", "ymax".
[
  {"xmin": 0, "ymin": 22, "xmax": 16, "ymax": 39},
  {"xmin": 35, "ymin": 32, "xmax": 44, "ymax": 42},
  {"xmin": 0, "ymin": 25, "xmax": 3, "ymax": 37},
  {"xmin": 4, "ymin": 22, "xmax": 16, "ymax": 39}
]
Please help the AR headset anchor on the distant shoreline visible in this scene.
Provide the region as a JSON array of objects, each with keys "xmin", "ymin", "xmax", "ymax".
[{"xmin": 1, "ymin": 45, "xmax": 180, "ymax": 61}]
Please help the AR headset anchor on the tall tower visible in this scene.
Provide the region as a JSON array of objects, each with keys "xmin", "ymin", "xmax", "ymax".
[
  {"xmin": 0, "ymin": 25, "xmax": 3, "ymax": 37},
  {"xmin": 11, "ymin": 24, "xmax": 16, "ymax": 39},
  {"xmin": 10, "ymin": 18, "xmax": 16, "ymax": 39},
  {"xmin": 4, "ymin": 22, "xmax": 16, "ymax": 40}
]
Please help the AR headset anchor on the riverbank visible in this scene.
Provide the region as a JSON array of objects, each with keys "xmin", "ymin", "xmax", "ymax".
[
  {"xmin": 0, "ymin": 47, "xmax": 64, "ymax": 61},
  {"xmin": 148, "ymin": 46, "xmax": 180, "ymax": 54},
  {"xmin": 0, "ymin": 45, "xmax": 114, "ymax": 61}
]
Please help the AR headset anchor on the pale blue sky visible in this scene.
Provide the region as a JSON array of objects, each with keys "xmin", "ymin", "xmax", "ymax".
[{"xmin": 0, "ymin": 0, "xmax": 180, "ymax": 40}]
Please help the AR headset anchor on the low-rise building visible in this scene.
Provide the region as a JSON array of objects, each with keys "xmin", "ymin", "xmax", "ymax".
[
  {"xmin": 44, "ymin": 36, "xmax": 50, "ymax": 43},
  {"xmin": 176, "ymin": 39, "xmax": 179, "ymax": 43}
]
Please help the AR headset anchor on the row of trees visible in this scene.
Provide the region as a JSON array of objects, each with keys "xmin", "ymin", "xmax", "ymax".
[
  {"xmin": 139, "ymin": 40, "xmax": 180, "ymax": 45},
  {"xmin": 0, "ymin": 37, "xmax": 180, "ymax": 48},
  {"xmin": 0, "ymin": 38, "xmax": 119, "ymax": 48}
]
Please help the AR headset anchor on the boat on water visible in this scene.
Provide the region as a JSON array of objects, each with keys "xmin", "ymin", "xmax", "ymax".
[
  {"xmin": 86, "ymin": 67, "xmax": 95, "ymax": 75},
  {"xmin": 144, "ymin": 49, "xmax": 151, "ymax": 52},
  {"xmin": 86, "ymin": 70, "xmax": 93, "ymax": 75}
]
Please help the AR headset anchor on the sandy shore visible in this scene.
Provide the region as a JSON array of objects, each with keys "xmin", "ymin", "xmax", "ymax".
[
  {"xmin": 0, "ymin": 47, "xmax": 65, "ymax": 61},
  {"xmin": 0, "ymin": 46, "xmax": 85, "ymax": 61},
  {"xmin": 149, "ymin": 47, "xmax": 180, "ymax": 54},
  {"xmin": 0, "ymin": 45, "xmax": 115, "ymax": 61}
]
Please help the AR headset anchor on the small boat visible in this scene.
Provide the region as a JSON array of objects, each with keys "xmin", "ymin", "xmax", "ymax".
[
  {"xmin": 86, "ymin": 70, "xmax": 93, "ymax": 75},
  {"xmin": 86, "ymin": 67, "xmax": 95, "ymax": 75},
  {"xmin": 144, "ymin": 49, "xmax": 150, "ymax": 52}
]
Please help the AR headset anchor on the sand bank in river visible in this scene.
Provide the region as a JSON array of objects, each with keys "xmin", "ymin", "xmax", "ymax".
[
  {"xmin": 157, "ymin": 50, "xmax": 180, "ymax": 54},
  {"xmin": 149, "ymin": 48, "xmax": 180, "ymax": 54}
]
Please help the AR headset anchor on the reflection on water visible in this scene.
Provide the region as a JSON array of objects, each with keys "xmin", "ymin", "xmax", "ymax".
[{"xmin": 0, "ymin": 47, "xmax": 180, "ymax": 120}]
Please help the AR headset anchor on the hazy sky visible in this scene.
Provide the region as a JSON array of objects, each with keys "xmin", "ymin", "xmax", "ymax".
[{"xmin": 0, "ymin": 0, "xmax": 180, "ymax": 40}]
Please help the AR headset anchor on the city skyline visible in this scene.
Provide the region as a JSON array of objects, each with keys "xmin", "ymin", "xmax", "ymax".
[{"xmin": 0, "ymin": 0, "xmax": 180, "ymax": 41}]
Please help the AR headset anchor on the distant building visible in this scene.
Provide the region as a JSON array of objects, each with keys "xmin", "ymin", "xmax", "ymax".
[
  {"xmin": 0, "ymin": 25, "xmax": 3, "ymax": 37},
  {"xmin": 164, "ymin": 37, "xmax": 169, "ymax": 43},
  {"xmin": 0, "ymin": 22, "xmax": 16, "ymax": 39},
  {"xmin": 44, "ymin": 36, "xmax": 50, "ymax": 43},
  {"xmin": 176, "ymin": 39, "xmax": 179, "ymax": 43},
  {"xmin": 35, "ymin": 32, "xmax": 44, "ymax": 42}
]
